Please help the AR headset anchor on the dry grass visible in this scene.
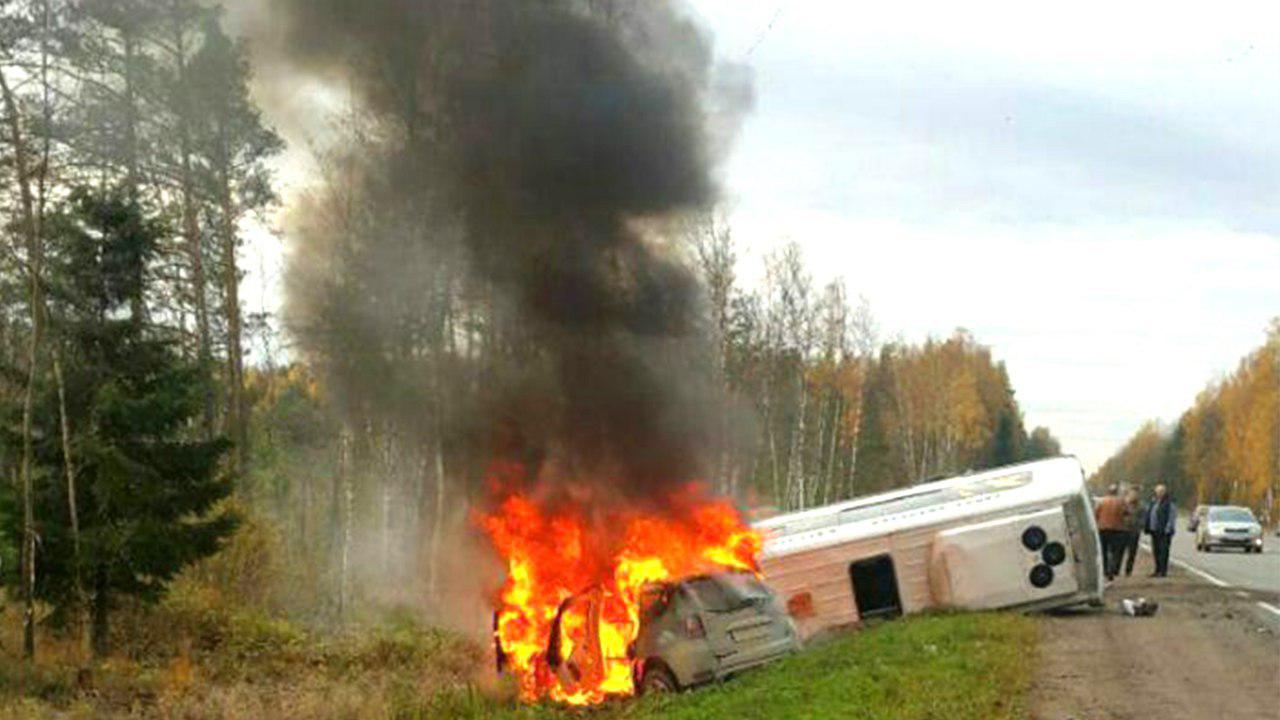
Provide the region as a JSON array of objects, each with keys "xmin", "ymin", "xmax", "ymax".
[
  {"xmin": 0, "ymin": 505, "xmax": 493, "ymax": 720},
  {"xmin": 0, "ymin": 598, "xmax": 487, "ymax": 720}
]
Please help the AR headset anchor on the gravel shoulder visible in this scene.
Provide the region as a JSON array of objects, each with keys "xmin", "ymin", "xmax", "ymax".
[{"xmin": 1030, "ymin": 551, "xmax": 1280, "ymax": 720}]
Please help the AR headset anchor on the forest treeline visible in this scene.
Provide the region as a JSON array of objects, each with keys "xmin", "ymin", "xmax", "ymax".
[
  {"xmin": 1090, "ymin": 321, "xmax": 1280, "ymax": 522},
  {"xmin": 0, "ymin": 0, "xmax": 1062, "ymax": 659},
  {"xmin": 683, "ymin": 221, "xmax": 1062, "ymax": 511},
  {"xmin": 0, "ymin": 0, "xmax": 274, "ymax": 657}
]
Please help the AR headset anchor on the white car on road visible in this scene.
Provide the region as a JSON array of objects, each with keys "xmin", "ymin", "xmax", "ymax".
[{"xmin": 1195, "ymin": 506, "xmax": 1264, "ymax": 554}]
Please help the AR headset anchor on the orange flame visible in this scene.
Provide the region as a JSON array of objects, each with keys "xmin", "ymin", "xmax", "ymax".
[{"xmin": 476, "ymin": 467, "xmax": 761, "ymax": 705}]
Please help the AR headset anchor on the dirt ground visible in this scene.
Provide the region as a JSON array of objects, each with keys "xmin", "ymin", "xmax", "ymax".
[{"xmin": 1030, "ymin": 550, "xmax": 1280, "ymax": 720}]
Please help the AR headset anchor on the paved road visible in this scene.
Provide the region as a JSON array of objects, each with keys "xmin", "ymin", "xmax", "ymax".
[
  {"xmin": 1167, "ymin": 515, "xmax": 1280, "ymax": 595},
  {"xmin": 1033, "ymin": 564, "xmax": 1280, "ymax": 720}
]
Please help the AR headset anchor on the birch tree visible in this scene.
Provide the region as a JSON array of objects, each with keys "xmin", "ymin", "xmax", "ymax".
[{"xmin": 0, "ymin": 57, "xmax": 45, "ymax": 661}]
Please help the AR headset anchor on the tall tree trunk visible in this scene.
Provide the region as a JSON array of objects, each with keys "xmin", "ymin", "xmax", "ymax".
[
  {"xmin": 812, "ymin": 392, "xmax": 830, "ymax": 507},
  {"xmin": 760, "ymin": 365, "xmax": 780, "ymax": 505},
  {"xmin": 2, "ymin": 64, "xmax": 45, "ymax": 662},
  {"xmin": 217, "ymin": 155, "xmax": 248, "ymax": 474},
  {"xmin": 891, "ymin": 365, "xmax": 917, "ymax": 485},
  {"xmin": 824, "ymin": 393, "xmax": 843, "ymax": 505},
  {"xmin": 121, "ymin": 30, "xmax": 145, "ymax": 325},
  {"xmin": 845, "ymin": 392, "xmax": 863, "ymax": 498},
  {"xmin": 18, "ymin": 215, "xmax": 40, "ymax": 664},
  {"xmin": 170, "ymin": 4, "xmax": 215, "ymax": 436},
  {"xmin": 786, "ymin": 368, "xmax": 809, "ymax": 510},
  {"xmin": 122, "ymin": 33, "xmax": 139, "ymax": 198},
  {"xmin": 766, "ymin": 425, "xmax": 780, "ymax": 506},
  {"xmin": 53, "ymin": 351, "xmax": 88, "ymax": 656}
]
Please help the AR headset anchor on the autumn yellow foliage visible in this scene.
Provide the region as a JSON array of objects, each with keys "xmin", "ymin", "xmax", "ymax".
[
  {"xmin": 1181, "ymin": 321, "xmax": 1279, "ymax": 513},
  {"xmin": 1094, "ymin": 320, "xmax": 1279, "ymax": 523}
]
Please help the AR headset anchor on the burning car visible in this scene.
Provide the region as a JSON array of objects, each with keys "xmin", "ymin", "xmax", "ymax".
[
  {"xmin": 481, "ymin": 485, "xmax": 769, "ymax": 705},
  {"xmin": 514, "ymin": 570, "xmax": 800, "ymax": 696}
]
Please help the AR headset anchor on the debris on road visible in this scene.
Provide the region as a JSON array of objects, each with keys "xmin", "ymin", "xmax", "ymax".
[{"xmin": 1119, "ymin": 597, "xmax": 1159, "ymax": 616}]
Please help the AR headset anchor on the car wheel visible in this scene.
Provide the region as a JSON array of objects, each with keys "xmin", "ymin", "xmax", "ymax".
[{"xmin": 639, "ymin": 664, "xmax": 678, "ymax": 695}]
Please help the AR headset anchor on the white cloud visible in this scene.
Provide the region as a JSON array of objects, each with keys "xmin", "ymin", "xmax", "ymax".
[
  {"xmin": 727, "ymin": 213, "xmax": 1279, "ymax": 471},
  {"xmin": 695, "ymin": 0, "xmax": 1280, "ymax": 472}
]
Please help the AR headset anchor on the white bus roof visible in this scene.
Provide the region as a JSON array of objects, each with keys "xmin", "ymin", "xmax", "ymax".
[{"xmin": 757, "ymin": 457, "xmax": 1088, "ymax": 559}]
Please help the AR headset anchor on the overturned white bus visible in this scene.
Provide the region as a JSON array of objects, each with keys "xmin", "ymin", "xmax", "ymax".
[{"xmin": 754, "ymin": 457, "xmax": 1104, "ymax": 638}]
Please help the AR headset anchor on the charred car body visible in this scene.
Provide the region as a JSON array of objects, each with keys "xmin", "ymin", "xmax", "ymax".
[{"xmin": 498, "ymin": 571, "xmax": 800, "ymax": 696}]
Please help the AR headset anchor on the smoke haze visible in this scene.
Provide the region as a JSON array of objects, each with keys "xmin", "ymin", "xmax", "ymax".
[{"xmin": 249, "ymin": 0, "xmax": 753, "ymax": 503}]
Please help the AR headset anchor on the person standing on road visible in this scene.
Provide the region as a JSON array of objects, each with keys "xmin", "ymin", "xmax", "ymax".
[
  {"xmin": 1119, "ymin": 487, "xmax": 1142, "ymax": 577},
  {"xmin": 1095, "ymin": 484, "xmax": 1127, "ymax": 580},
  {"xmin": 1144, "ymin": 484, "xmax": 1176, "ymax": 577}
]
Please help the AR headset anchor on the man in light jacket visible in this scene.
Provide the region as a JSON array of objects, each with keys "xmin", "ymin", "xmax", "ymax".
[
  {"xmin": 1094, "ymin": 484, "xmax": 1127, "ymax": 580},
  {"xmin": 1144, "ymin": 484, "xmax": 1177, "ymax": 577}
]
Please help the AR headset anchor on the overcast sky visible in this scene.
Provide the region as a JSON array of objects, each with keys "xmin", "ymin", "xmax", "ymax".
[
  {"xmin": 242, "ymin": 0, "xmax": 1279, "ymax": 474},
  {"xmin": 680, "ymin": 0, "xmax": 1280, "ymax": 472}
]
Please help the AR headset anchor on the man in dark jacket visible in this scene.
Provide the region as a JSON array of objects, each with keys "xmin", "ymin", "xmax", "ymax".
[{"xmin": 1144, "ymin": 484, "xmax": 1177, "ymax": 577}]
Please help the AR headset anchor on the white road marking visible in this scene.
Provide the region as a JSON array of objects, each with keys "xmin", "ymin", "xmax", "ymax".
[
  {"xmin": 1170, "ymin": 558, "xmax": 1230, "ymax": 587},
  {"xmin": 1140, "ymin": 539, "xmax": 1280, "ymax": 625},
  {"xmin": 1140, "ymin": 541, "xmax": 1232, "ymax": 586}
]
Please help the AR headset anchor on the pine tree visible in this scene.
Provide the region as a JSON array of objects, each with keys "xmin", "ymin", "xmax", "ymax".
[
  {"xmin": 1025, "ymin": 426, "xmax": 1063, "ymax": 460},
  {"xmin": 3, "ymin": 189, "xmax": 236, "ymax": 656},
  {"xmin": 188, "ymin": 14, "xmax": 282, "ymax": 479}
]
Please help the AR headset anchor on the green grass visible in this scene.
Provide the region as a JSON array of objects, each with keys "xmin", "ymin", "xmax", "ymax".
[
  {"xmin": 405, "ymin": 611, "xmax": 1037, "ymax": 720},
  {"xmin": 0, "ymin": 609, "xmax": 1035, "ymax": 719}
]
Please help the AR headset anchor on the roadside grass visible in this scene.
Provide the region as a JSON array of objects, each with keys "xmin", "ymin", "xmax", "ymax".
[
  {"xmin": 0, "ymin": 600, "xmax": 484, "ymax": 720},
  {"xmin": 0, "ymin": 609, "xmax": 1034, "ymax": 719},
  {"xmin": 405, "ymin": 611, "xmax": 1038, "ymax": 720}
]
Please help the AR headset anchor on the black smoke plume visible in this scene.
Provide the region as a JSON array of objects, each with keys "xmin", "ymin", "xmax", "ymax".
[{"xmin": 259, "ymin": 0, "xmax": 752, "ymax": 503}]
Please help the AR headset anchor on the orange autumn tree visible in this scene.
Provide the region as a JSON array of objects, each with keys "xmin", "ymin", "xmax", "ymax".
[
  {"xmin": 1092, "ymin": 319, "xmax": 1280, "ymax": 524},
  {"xmin": 867, "ymin": 330, "xmax": 1026, "ymax": 486}
]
